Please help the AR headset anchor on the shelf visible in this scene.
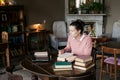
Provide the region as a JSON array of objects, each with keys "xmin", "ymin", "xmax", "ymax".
[
  {"xmin": 0, "ymin": 5, "xmax": 26, "ymax": 66},
  {"xmin": 8, "ymin": 32, "xmax": 25, "ymax": 36},
  {"xmin": 0, "ymin": 5, "xmax": 24, "ymax": 10}
]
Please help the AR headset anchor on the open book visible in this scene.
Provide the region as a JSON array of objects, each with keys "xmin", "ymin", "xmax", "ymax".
[{"xmin": 57, "ymin": 52, "xmax": 76, "ymax": 62}]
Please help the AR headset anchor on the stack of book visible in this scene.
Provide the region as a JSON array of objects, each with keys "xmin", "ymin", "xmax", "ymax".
[
  {"xmin": 32, "ymin": 51, "xmax": 49, "ymax": 62},
  {"xmin": 53, "ymin": 61, "xmax": 72, "ymax": 71},
  {"xmin": 73, "ymin": 55, "xmax": 95, "ymax": 71}
]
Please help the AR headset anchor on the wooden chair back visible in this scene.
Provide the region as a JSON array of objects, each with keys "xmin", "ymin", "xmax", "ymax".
[{"xmin": 100, "ymin": 46, "xmax": 120, "ymax": 80}]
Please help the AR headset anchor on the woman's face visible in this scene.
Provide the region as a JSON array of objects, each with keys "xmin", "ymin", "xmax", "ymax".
[{"xmin": 69, "ymin": 25, "xmax": 81, "ymax": 38}]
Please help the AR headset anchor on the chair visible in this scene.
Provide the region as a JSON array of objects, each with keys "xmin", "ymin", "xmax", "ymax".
[
  {"xmin": 100, "ymin": 46, "xmax": 120, "ymax": 80},
  {"xmin": 91, "ymin": 37, "xmax": 109, "ymax": 64},
  {"xmin": 52, "ymin": 21, "xmax": 68, "ymax": 49}
]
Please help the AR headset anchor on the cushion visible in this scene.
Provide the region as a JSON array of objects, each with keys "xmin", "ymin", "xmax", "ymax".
[{"xmin": 104, "ymin": 57, "xmax": 120, "ymax": 66}]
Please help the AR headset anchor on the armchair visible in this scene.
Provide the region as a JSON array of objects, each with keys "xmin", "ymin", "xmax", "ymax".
[
  {"xmin": 101, "ymin": 20, "xmax": 120, "ymax": 41},
  {"xmin": 52, "ymin": 21, "xmax": 68, "ymax": 49}
]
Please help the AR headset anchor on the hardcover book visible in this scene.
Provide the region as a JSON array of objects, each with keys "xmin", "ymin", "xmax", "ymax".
[
  {"xmin": 75, "ymin": 55, "xmax": 92, "ymax": 62},
  {"xmin": 53, "ymin": 67, "xmax": 72, "ymax": 71},
  {"xmin": 74, "ymin": 61, "xmax": 93, "ymax": 67},
  {"xmin": 33, "ymin": 51, "xmax": 49, "ymax": 62},
  {"xmin": 54, "ymin": 61, "xmax": 72, "ymax": 68},
  {"xmin": 57, "ymin": 52, "xmax": 76, "ymax": 61},
  {"xmin": 34, "ymin": 51, "xmax": 48, "ymax": 57},
  {"xmin": 73, "ymin": 63, "xmax": 95, "ymax": 71}
]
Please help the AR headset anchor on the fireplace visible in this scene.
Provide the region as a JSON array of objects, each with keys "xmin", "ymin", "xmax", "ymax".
[{"xmin": 65, "ymin": 14, "xmax": 105, "ymax": 37}]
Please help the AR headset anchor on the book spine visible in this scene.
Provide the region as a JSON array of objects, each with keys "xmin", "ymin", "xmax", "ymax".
[
  {"xmin": 74, "ymin": 61, "xmax": 86, "ymax": 66},
  {"xmin": 55, "ymin": 66, "xmax": 72, "ymax": 68},
  {"xmin": 57, "ymin": 57, "xmax": 65, "ymax": 61},
  {"xmin": 73, "ymin": 64, "xmax": 95, "ymax": 71},
  {"xmin": 73, "ymin": 66, "xmax": 87, "ymax": 70}
]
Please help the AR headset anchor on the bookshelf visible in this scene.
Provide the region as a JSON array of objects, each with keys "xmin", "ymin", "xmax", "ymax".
[{"xmin": 0, "ymin": 5, "xmax": 26, "ymax": 63}]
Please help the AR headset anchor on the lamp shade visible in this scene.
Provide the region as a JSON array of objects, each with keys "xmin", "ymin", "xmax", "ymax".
[{"xmin": 29, "ymin": 24, "xmax": 45, "ymax": 31}]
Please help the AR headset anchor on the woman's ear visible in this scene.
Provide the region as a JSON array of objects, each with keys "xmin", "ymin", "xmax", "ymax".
[{"xmin": 78, "ymin": 30, "xmax": 81, "ymax": 33}]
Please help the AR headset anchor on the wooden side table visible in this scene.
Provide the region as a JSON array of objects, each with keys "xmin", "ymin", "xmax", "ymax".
[
  {"xmin": 92, "ymin": 37, "xmax": 109, "ymax": 48},
  {"xmin": 0, "ymin": 42, "xmax": 10, "ymax": 67},
  {"xmin": 92, "ymin": 37, "xmax": 109, "ymax": 58}
]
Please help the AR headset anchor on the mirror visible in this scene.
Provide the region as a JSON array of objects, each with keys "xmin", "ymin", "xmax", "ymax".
[{"xmin": 69, "ymin": 0, "xmax": 103, "ymax": 14}]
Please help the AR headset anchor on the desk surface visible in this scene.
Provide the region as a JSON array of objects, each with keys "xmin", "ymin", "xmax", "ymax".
[{"xmin": 21, "ymin": 58, "xmax": 95, "ymax": 80}]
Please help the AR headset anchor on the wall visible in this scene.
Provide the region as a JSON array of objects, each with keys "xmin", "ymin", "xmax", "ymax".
[
  {"xmin": 15, "ymin": 0, "xmax": 120, "ymax": 33},
  {"xmin": 15, "ymin": 0, "xmax": 65, "ymax": 31},
  {"xmin": 105, "ymin": 0, "xmax": 120, "ymax": 33}
]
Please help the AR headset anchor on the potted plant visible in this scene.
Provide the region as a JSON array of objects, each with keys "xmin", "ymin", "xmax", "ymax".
[
  {"xmin": 80, "ymin": 2, "xmax": 92, "ymax": 14},
  {"xmin": 91, "ymin": 2, "xmax": 103, "ymax": 14},
  {"xmin": 80, "ymin": 2, "xmax": 104, "ymax": 14}
]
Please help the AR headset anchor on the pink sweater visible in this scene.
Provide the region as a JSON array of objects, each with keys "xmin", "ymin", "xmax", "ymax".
[{"xmin": 64, "ymin": 34, "xmax": 92, "ymax": 56}]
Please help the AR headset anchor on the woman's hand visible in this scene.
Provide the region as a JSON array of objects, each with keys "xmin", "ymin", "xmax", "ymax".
[
  {"xmin": 58, "ymin": 49, "xmax": 64, "ymax": 56},
  {"xmin": 66, "ymin": 56, "xmax": 76, "ymax": 62}
]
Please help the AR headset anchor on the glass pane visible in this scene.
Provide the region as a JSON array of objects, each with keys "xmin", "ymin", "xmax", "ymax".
[
  {"xmin": 69, "ymin": 0, "xmax": 103, "ymax": 14},
  {"xmin": 69, "ymin": 0, "xmax": 76, "ymax": 14}
]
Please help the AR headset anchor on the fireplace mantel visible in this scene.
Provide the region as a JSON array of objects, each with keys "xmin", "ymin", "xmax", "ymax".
[{"xmin": 65, "ymin": 14, "xmax": 106, "ymax": 37}]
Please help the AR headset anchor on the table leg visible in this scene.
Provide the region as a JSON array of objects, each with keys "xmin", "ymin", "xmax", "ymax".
[{"xmin": 6, "ymin": 47, "xmax": 10, "ymax": 67}]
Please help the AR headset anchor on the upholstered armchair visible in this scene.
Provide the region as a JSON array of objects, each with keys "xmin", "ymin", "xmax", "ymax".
[{"xmin": 51, "ymin": 21, "xmax": 68, "ymax": 50}]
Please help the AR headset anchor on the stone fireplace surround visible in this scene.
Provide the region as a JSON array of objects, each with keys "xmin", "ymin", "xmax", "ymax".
[{"xmin": 65, "ymin": 14, "xmax": 105, "ymax": 37}]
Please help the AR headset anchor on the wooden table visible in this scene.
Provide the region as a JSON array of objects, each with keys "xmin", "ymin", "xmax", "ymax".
[
  {"xmin": 92, "ymin": 37, "xmax": 110, "ymax": 59},
  {"xmin": 0, "ymin": 42, "xmax": 10, "ymax": 67},
  {"xmin": 21, "ymin": 56, "xmax": 95, "ymax": 80}
]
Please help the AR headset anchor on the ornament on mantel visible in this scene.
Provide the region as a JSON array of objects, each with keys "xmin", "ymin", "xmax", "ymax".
[
  {"xmin": 10, "ymin": 0, "xmax": 16, "ymax": 5},
  {"xmin": 5, "ymin": 0, "xmax": 16, "ymax": 5},
  {"xmin": 0, "ymin": 0, "xmax": 16, "ymax": 6},
  {"xmin": 2, "ymin": 31, "xmax": 8, "ymax": 43}
]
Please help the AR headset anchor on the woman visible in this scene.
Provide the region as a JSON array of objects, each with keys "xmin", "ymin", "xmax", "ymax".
[{"xmin": 59, "ymin": 19, "xmax": 92, "ymax": 56}]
